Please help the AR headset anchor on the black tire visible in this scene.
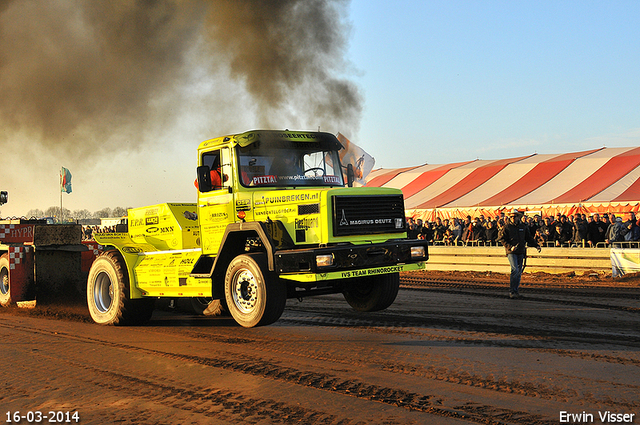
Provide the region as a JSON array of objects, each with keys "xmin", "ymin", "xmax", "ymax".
[
  {"xmin": 190, "ymin": 297, "xmax": 228, "ymax": 316},
  {"xmin": 0, "ymin": 254, "xmax": 11, "ymax": 307},
  {"xmin": 87, "ymin": 251, "xmax": 154, "ymax": 325},
  {"xmin": 343, "ymin": 272, "xmax": 400, "ymax": 312},
  {"xmin": 224, "ymin": 253, "xmax": 286, "ymax": 328}
]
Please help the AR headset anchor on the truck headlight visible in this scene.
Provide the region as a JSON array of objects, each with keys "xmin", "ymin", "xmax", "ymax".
[
  {"xmin": 316, "ymin": 254, "xmax": 334, "ymax": 268},
  {"xmin": 411, "ymin": 246, "xmax": 425, "ymax": 259}
]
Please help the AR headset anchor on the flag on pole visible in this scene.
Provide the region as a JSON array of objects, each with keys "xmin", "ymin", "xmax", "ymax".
[
  {"xmin": 61, "ymin": 167, "xmax": 72, "ymax": 193},
  {"xmin": 336, "ymin": 133, "xmax": 375, "ymax": 186}
]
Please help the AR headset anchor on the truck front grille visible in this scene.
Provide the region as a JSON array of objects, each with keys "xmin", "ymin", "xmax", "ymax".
[{"xmin": 332, "ymin": 194, "xmax": 406, "ymax": 236}]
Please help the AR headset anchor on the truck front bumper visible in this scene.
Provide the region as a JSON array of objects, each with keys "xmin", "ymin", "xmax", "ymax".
[{"xmin": 275, "ymin": 239, "xmax": 429, "ymax": 283}]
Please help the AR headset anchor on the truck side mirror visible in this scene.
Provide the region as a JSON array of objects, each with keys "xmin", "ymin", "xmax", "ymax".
[
  {"xmin": 196, "ymin": 166, "xmax": 213, "ymax": 193},
  {"xmin": 346, "ymin": 164, "xmax": 355, "ymax": 187}
]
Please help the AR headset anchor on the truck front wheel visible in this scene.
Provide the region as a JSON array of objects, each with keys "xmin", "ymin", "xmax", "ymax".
[
  {"xmin": 87, "ymin": 251, "xmax": 154, "ymax": 325},
  {"xmin": 224, "ymin": 254, "xmax": 286, "ymax": 328},
  {"xmin": 343, "ymin": 272, "xmax": 400, "ymax": 312},
  {"xmin": 0, "ymin": 254, "xmax": 10, "ymax": 307}
]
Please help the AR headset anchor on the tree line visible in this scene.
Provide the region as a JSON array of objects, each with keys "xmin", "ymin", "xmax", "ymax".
[{"xmin": 24, "ymin": 206, "xmax": 131, "ymax": 220}]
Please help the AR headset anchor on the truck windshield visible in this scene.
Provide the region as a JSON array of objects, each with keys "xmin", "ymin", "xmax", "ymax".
[{"xmin": 237, "ymin": 141, "xmax": 345, "ymax": 188}]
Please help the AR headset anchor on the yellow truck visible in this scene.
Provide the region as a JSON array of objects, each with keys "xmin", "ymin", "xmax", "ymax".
[{"xmin": 89, "ymin": 130, "xmax": 428, "ymax": 327}]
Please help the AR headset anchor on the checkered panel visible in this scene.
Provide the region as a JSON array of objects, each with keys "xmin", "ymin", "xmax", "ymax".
[
  {"xmin": 84, "ymin": 242, "xmax": 103, "ymax": 257},
  {"xmin": 0, "ymin": 224, "xmax": 15, "ymax": 239},
  {"xmin": 7, "ymin": 246, "xmax": 30, "ymax": 270}
]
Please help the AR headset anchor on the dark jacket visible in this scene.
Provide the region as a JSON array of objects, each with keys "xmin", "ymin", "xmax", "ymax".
[
  {"xmin": 587, "ymin": 219, "xmax": 607, "ymax": 245},
  {"xmin": 573, "ymin": 218, "xmax": 588, "ymax": 243},
  {"xmin": 497, "ymin": 221, "xmax": 540, "ymax": 256},
  {"xmin": 540, "ymin": 222, "xmax": 557, "ymax": 242},
  {"xmin": 484, "ymin": 226, "xmax": 498, "ymax": 245},
  {"xmin": 432, "ymin": 224, "xmax": 446, "ymax": 243}
]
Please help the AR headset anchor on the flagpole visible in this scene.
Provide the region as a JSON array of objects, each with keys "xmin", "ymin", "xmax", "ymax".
[{"xmin": 60, "ymin": 167, "xmax": 63, "ymax": 223}]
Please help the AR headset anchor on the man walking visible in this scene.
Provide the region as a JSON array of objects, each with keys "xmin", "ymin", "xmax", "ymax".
[{"xmin": 498, "ymin": 209, "xmax": 541, "ymax": 299}]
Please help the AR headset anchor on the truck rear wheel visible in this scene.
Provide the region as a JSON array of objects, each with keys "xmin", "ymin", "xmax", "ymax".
[
  {"xmin": 343, "ymin": 272, "xmax": 400, "ymax": 312},
  {"xmin": 87, "ymin": 251, "xmax": 154, "ymax": 325},
  {"xmin": 224, "ymin": 253, "xmax": 286, "ymax": 328},
  {"xmin": 0, "ymin": 254, "xmax": 11, "ymax": 307}
]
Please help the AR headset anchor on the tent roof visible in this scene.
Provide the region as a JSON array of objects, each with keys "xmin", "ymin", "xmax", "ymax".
[{"xmin": 365, "ymin": 147, "xmax": 640, "ymax": 210}]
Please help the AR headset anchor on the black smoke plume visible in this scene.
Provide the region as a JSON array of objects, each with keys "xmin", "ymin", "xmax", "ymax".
[{"xmin": 0, "ymin": 0, "xmax": 361, "ymax": 157}]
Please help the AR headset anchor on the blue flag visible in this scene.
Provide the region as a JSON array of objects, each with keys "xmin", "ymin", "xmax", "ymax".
[{"xmin": 61, "ymin": 167, "xmax": 72, "ymax": 193}]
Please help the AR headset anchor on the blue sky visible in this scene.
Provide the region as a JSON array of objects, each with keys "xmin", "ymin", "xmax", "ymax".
[{"xmin": 347, "ymin": 0, "xmax": 640, "ymax": 167}]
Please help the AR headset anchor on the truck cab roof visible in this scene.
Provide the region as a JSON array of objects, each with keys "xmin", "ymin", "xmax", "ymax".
[{"xmin": 198, "ymin": 130, "xmax": 344, "ymax": 152}]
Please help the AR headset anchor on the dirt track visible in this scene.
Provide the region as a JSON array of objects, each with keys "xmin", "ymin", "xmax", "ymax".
[{"xmin": 1, "ymin": 272, "xmax": 639, "ymax": 424}]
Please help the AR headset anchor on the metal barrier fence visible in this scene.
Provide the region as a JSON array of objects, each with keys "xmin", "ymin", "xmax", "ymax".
[{"xmin": 425, "ymin": 245, "xmax": 612, "ymax": 275}]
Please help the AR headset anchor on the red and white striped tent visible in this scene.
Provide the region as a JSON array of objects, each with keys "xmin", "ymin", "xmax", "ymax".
[{"xmin": 365, "ymin": 147, "xmax": 640, "ymax": 221}]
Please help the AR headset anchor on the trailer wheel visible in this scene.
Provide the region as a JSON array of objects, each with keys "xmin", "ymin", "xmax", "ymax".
[
  {"xmin": 87, "ymin": 251, "xmax": 153, "ymax": 325},
  {"xmin": 343, "ymin": 272, "xmax": 400, "ymax": 312},
  {"xmin": 0, "ymin": 254, "xmax": 11, "ymax": 307},
  {"xmin": 190, "ymin": 297, "xmax": 228, "ymax": 316},
  {"xmin": 224, "ymin": 253, "xmax": 286, "ymax": 328}
]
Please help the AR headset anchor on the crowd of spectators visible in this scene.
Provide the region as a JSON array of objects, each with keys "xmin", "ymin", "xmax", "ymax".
[{"xmin": 406, "ymin": 211, "xmax": 640, "ymax": 248}]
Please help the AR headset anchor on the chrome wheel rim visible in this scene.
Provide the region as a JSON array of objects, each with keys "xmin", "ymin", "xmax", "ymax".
[
  {"xmin": 232, "ymin": 269, "xmax": 258, "ymax": 314},
  {"xmin": 93, "ymin": 271, "xmax": 114, "ymax": 313},
  {"xmin": 0, "ymin": 267, "xmax": 8, "ymax": 296}
]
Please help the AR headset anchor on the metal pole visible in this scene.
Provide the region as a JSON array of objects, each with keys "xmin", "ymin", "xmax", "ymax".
[{"xmin": 60, "ymin": 167, "xmax": 63, "ymax": 223}]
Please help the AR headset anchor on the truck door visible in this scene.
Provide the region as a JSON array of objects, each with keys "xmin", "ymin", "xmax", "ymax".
[{"xmin": 198, "ymin": 148, "xmax": 234, "ymax": 255}]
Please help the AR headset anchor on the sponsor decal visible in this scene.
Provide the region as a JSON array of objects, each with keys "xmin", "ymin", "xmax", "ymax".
[
  {"xmin": 122, "ymin": 246, "xmax": 143, "ymax": 254},
  {"xmin": 340, "ymin": 265, "xmax": 404, "ymax": 279},
  {"xmin": 253, "ymin": 175, "xmax": 277, "ymax": 185},
  {"xmin": 183, "ymin": 211, "xmax": 198, "ymax": 221},
  {"xmin": 0, "ymin": 224, "xmax": 35, "ymax": 241},
  {"xmin": 255, "ymin": 207, "xmax": 294, "ymax": 216},
  {"xmin": 145, "ymin": 226, "xmax": 175, "ymax": 235},
  {"xmin": 276, "ymin": 132, "xmax": 320, "ymax": 140},
  {"xmin": 279, "ymin": 174, "xmax": 321, "ymax": 181},
  {"xmin": 295, "ymin": 217, "xmax": 318, "ymax": 230},
  {"xmin": 264, "ymin": 193, "xmax": 320, "ymax": 204},
  {"xmin": 235, "ymin": 199, "xmax": 252, "ymax": 212},
  {"xmin": 130, "ymin": 218, "xmax": 145, "ymax": 227},
  {"xmin": 323, "ymin": 175, "xmax": 340, "ymax": 184},
  {"xmin": 338, "ymin": 210, "xmax": 399, "ymax": 227},
  {"xmin": 207, "ymin": 212, "xmax": 229, "ymax": 222},
  {"xmin": 353, "ymin": 218, "xmax": 392, "ymax": 225},
  {"xmin": 146, "ymin": 216, "xmax": 159, "ymax": 226}
]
